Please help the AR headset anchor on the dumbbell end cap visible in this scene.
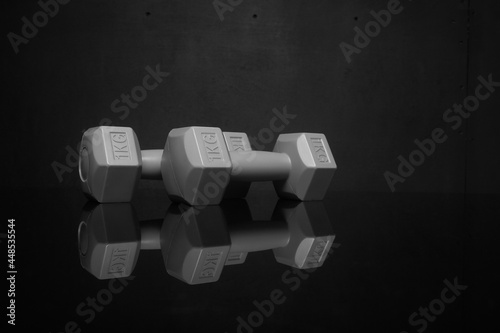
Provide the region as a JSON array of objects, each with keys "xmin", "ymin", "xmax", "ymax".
[
  {"xmin": 273, "ymin": 133, "xmax": 336, "ymax": 201},
  {"xmin": 79, "ymin": 126, "xmax": 142, "ymax": 203},
  {"xmin": 161, "ymin": 127, "xmax": 232, "ymax": 205}
]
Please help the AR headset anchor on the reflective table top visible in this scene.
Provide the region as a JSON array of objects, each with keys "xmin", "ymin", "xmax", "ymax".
[{"xmin": 4, "ymin": 183, "xmax": 497, "ymax": 332}]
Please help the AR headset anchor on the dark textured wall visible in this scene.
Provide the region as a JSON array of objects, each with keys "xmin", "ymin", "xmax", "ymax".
[{"xmin": 4, "ymin": 0, "xmax": 499, "ymax": 194}]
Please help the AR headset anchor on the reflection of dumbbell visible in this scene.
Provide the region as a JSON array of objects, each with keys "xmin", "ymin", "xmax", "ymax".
[
  {"xmin": 161, "ymin": 200, "xmax": 335, "ymax": 283},
  {"xmin": 78, "ymin": 202, "xmax": 230, "ymax": 283},
  {"xmin": 79, "ymin": 126, "xmax": 336, "ymax": 205},
  {"xmin": 78, "ymin": 202, "xmax": 160, "ymax": 279},
  {"xmin": 79, "ymin": 126, "xmax": 164, "ymax": 202},
  {"xmin": 220, "ymin": 200, "xmax": 335, "ymax": 268},
  {"xmin": 78, "ymin": 200, "xmax": 335, "ymax": 284}
]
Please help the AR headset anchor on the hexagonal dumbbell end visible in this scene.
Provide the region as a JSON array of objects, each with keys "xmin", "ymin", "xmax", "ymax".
[
  {"xmin": 273, "ymin": 133, "xmax": 336, "ymax": 201},
  {"xmin": 272, "ymin": 201, "xmax": 335, "ymax": 269},
  {"xmin": 222, "ymin": 132, "xmax": 253, "ymax": 199},
  {"xmin": 78, "ymin": 203, "xmax": 141, "ymax": 279},
  {"xmin": 79, "ymin": 126, "xmax": 142, "ymax": 202},
  {"xmin": 160, "ymin": 205, "xmax": 231, "ymax": 284},
  {"xmin": 161, "ymin": 127, "xmax": 232, "ymax": 205}
]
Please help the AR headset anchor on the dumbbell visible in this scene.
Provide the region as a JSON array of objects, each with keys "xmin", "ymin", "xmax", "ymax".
[
  {"xmin": 163, "ymin": 127, "xmax": 337, "ymax": 205},
  {"xmin": 221, "ymin": 131, "xmax": 336, "ymax": 201},
  {"xmin": 78, "ymin": 202, "xmax": 230, "ymax": 282},
  {"xmin": 80, "ymin": 126, "xmax": 337, "ymax": 205},
  {"xmin": 79, "ymin": 126, "xmax": 165, "ymax": 203}
]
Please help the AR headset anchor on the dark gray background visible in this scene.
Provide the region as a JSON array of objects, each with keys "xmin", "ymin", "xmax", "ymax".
[
  {"xmin": 2, "ymin": 1, "xmax": 499, "ymax": 332},
  {"xmin": 4, "ymin": 0, "xmax": 499, "ymax": 194}
]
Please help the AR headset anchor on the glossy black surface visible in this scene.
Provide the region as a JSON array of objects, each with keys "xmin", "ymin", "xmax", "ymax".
[
  {"xmin": 4, "ymin": 184, "xmax": 497, "ymax": 332},
  {"xmin": 4, "ymin": 0, "xmax": 500, "ymax": 331}
]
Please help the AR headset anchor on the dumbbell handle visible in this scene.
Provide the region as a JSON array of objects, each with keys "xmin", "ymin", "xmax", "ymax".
[
  {"xmin": 229, "ymin": 151, "xmax": 291, "ymax": 181},
  {"xmin": 142, "ymin": 149, "xmax": 293, "ymax": 182},
  {"xmin": 141, "ymin": 150, "xmax": 163, "ymax": 180}
]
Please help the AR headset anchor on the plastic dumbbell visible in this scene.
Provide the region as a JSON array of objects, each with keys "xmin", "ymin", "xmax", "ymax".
[
  {"xmin": 80, "ymin": 126, "xmax": 337, "ymax": 205},
  {"xmin": 163, "ymin": 127, "xmax": 337, "ymax": 205}
]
